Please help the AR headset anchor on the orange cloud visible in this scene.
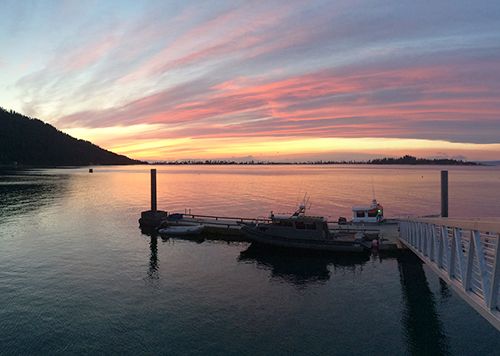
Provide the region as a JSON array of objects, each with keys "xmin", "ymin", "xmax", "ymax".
[{"xmin": 55, "ymin": 53, "xmax": 500, "ymax": 161}]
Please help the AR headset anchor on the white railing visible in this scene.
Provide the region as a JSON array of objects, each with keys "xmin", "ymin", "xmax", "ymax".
[{"xmin": 399, "ymin": 218, "xmax": 500, "ymax": 331}]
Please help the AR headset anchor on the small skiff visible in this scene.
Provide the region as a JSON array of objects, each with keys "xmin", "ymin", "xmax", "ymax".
[{"xmin": 158, "ymin": 224, "xmax": 204, "ymax": 236}]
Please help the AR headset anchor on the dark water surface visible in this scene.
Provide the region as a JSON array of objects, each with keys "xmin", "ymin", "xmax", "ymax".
[{"xmin": 1, "ymin": 165, "xmax": 499, "ymax": 355}]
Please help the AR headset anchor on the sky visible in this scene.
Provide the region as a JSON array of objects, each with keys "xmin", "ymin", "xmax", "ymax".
[{"xmin": 1, "ymin": 0, "xmax": 500, "ymax": 161}]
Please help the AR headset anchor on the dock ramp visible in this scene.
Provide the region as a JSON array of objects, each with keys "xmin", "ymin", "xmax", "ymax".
[{"xmin": 399, "ymin": 218, "xmax": 500, "ymax": 331}]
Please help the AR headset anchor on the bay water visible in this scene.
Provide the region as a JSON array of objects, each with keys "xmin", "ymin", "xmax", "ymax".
[{"xmin": 1, "ymin": 165, "xmax": 499, "ymax": 355}]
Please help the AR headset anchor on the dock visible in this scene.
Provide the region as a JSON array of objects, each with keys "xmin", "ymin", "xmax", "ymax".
[
  {"xmin": 399, "ymin": 217, "xmax": 500, "ymax": 331},
  {"xmin": 138, "ymin": 168, "xmax": 500, "ymax": 331},
  {"xmin": 139, "ymin": 169, "xmax": 402, "ymax": 246},
  {"xmin": 142, "ymin": 210, "xmax": 402, "ymax": 248},
  {"xmin": 167, "ymin": 213, "xmax": 268, "ymax": 241}
]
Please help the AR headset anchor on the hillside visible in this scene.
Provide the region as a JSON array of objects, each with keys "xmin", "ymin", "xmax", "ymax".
[
  {"xmin": 0, "ymin": 107, "xmax": 143, "ymax": 166},
  {"xmin": 367, "ymin": 155, "xmax": 479, "ymax": 165}
]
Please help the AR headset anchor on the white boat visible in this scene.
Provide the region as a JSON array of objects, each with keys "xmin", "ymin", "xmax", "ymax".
[
  {"xmin": 158, "ymin": 222, "xmax": 204, "ymax": 236},
  {"xmin": 352, "ymin": 199, "xmax": 384, "ymax": 223}
]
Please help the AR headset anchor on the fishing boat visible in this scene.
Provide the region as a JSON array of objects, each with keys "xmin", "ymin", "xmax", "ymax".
[
  {"xmin": 157, "ymin": 221, "xmax": 204, "ymax": 236},
  {"xmin": 352, "ymin": 199, "xmax": 384, "ymax": 223},
  {"xmin": 242, "ymin": 203, "xmax": 368, "ymax": 252}
]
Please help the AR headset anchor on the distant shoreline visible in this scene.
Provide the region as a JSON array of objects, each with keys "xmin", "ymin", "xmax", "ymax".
[
  {"xmin": 150, "ymin": 155, "xmax": 482, "ymax": 166},
  {"xmin": 150, "ymin": 162, "xmax": 483, "ymax": 166},
  {"xmin": 2, "ymin": 156, "xmax": 492, "ymax": 168},
  {"xmin": 1, "ymin": 162, "xmax": 492, "ymax": 169}
]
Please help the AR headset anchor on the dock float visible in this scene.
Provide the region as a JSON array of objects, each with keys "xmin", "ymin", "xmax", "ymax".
[{"xmin": 139, "ymin": 168, "xmax": 401, "ymax": 248}]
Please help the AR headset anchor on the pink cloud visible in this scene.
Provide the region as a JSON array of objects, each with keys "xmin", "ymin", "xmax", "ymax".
[
  {"xmin": 64, "ymin": 36, "xmax": 117, "ymax": 71},
  {"xmin": 118, "ymin": 2, "xmax": 300, "ymax": 84},
  {"xmin": 56, "ymin": 58, "xmax": 500, "ymax": 145}
]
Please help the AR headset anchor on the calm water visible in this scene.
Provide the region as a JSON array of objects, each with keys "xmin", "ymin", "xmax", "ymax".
[{"xmin": 1, "ymin": 165, "xmax": 499, "ymax": 355}]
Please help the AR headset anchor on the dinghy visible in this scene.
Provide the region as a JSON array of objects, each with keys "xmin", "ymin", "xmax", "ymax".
[{"xmin": 158, "ymin": 223, "xmax": 204, "ymax": 236}]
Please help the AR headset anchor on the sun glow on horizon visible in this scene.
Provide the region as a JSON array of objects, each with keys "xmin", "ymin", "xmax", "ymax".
[
  {"xmin": 64, "ymin": 124, "xmax": 500, "ymax": 161},
  {"xmin": 2, "ymin": 1, "xmax": 500, "ymax": 161}
]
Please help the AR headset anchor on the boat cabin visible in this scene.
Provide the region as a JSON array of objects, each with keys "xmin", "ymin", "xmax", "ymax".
[
  {"xmin": 272, "ymin": 215, "xmax": 327, "ymax": 228},
  {"xmin": 352, "ymin": 199, "xmax": 384, "ymax": 223},
  {"xmin": 262, "ymin": 201, "xmax": 330, "ymax": 239},
  {"xmin": 263, "ymin": 212, "xmax": 330, "ymax": 238}
]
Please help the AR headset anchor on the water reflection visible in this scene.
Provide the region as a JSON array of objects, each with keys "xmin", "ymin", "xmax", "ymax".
[
  {"xmin": 148, "ymin": 235, "xmax": 159, "ymax": 280},
  {"xmin": 439, "ymin": 278, "xmax": 452, "ymax": 302},
  {"xmin": 397, "ymin": 252, "xmax": 450, "ymax": 355},
  {"xmin": 0, "ymin": 170, "xmax": 69, "ymax": 220},
  {"xmin": 140, "ymin": 227, "xmax": 161, "ymax": 283},
  {"xmin": 238, "ymin": 243, "xmax": 370, "ymax": 286}
]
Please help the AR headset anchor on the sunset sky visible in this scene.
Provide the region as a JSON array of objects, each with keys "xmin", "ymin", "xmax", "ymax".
[{"xmin": 1, "ymin": 0, "xmax": 500, "ymax": 161}]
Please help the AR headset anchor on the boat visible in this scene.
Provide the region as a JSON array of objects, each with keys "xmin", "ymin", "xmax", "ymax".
[
  {"xmin": 351, "ymin": 199, "xmax": 384, "ymax": 223},
  {"xmin": 157, "ymin": 221, "xmax": 204, "ymax": 236},
  {"xmin": 242, "ymin": 203, "xmax": 368, "ymax": 252}
]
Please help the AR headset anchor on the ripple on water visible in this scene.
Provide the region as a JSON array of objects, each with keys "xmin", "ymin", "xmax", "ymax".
[{"xmin": 1, "ymin": 166, "xmax": 499, "ymax": 355}]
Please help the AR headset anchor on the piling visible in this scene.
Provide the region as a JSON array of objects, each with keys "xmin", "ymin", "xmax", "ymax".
[
  {"xmin": 441, "ymin": 170, "xmax": 448, "ymax": 217},
  {"xmin": 151, "ymin": 169, "xmax": 157, "ymax": 211},
  {"xmin": 139, "ymin": 168, "xmax": 167, "ymax": 230}
]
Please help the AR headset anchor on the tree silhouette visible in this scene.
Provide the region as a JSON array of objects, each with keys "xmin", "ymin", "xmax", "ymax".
[{"xmin": 0, "ymin": 107, "xmax": 144, "ymax": 166}]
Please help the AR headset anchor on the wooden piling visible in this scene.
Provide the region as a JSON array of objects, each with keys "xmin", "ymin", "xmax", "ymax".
[
  {"xmin": 151, "ymin": 169, "xmax": 157, "ymax": 212},
  {"xmin": 441, "ymin": 170, "xmax": 448, "ymax": 217},
  {"xmin": 139, "ymin": 168, "xmax": 167, "ymax": 230}
]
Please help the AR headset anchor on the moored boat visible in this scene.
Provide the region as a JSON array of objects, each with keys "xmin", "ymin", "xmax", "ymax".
[
  {"xmin": 352, "ymin": 199, "xmax": 384, "ymax": 223},
  {"xmin": 242, "ymin": 203, "xmax": 368, "ymax": 252},
  {"xmin": 158, "ymin": 221, "xmax": 204, "ymax": 236}
]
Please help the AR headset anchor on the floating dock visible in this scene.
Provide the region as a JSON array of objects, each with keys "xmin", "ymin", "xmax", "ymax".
[
  {"xmin": 144, "ymin": 210, "xmax": 401, "ymax": 248},
  {"xmin": 139, "ymin": 169, "xmax": 401, "ymax": 248},
  {"xmin": 138, "ymin": 169, "xmax": 500, "ymax": 331}
]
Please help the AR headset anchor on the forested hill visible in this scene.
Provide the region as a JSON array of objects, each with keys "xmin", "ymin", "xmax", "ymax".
[
  {"xmin": 367, "ymin": 155, "xmax": 479, "ymax": 165},
  {"xmin": 0, "ymin": 107, "xmax": 144, "ymax": 166}
]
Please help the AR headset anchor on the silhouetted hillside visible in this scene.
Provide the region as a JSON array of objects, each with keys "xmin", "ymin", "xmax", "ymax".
[
  {"xmin": 368, "ymin": 155, "xmax": 479, "ymax": 165},
  {"xmin": 0, "ymin": 107, "xmax": 144, "ymax": 166}
]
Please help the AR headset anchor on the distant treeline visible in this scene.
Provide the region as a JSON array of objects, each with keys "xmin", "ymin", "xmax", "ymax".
[
  {"xmin": 367, "ymin": 155, "xmax": 479, "ymax": 165},
  {"xmin": 0, "ymin": 107, "xmax": 481, "ymax": 167},
  {"xmin": 152, "ymin": 155, "xmax": 479, "ymax": 166},
  {"xmin": 0, "ymin": 107, "xmax": 144, "ymax": 166}
]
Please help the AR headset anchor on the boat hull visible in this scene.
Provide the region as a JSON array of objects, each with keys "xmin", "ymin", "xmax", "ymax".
[
  {"xmin": 242, "ymin": 226, "xmax": 366, "ymax": 252},
  {"xmin": 158, "ymin": 225, "xmax": 204, "ymax": 236}
]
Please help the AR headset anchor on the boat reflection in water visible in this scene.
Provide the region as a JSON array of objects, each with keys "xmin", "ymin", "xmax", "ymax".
[
  {"xmin": 239, "ymin": 242, "xmax": 451, "ymax": 356},
  {"xmin": 238, "ymin": 243, "xmax": 370, "ymax": 286},
  {"xmin": 141, "ymin": 232, "xmax": 453, "ymax": 354}
]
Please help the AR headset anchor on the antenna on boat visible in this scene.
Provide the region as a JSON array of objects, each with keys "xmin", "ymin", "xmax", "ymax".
[
  {"xmin": 371, "ymin": 177, "xmax": 376, "ymax": 200},
  {"xmin": 304, "ymin": 193, "xmax": 310, "ymax": 211},
  {"xmin": 293, "ymin": 192, "xmax": 309, "ymax": 216}
]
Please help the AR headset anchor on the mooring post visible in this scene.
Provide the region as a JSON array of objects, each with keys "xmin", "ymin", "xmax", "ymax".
[
  {"xmin": 139, "ymin": 168, "xmax": 166, "ymax": 230},
  {"xmin": 441, "ymin": 170, "xmax": 448, "ymax": 217},
  {"xmin": 151, "ymin": 168, "xmax": 157, "ymax": 212}
]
